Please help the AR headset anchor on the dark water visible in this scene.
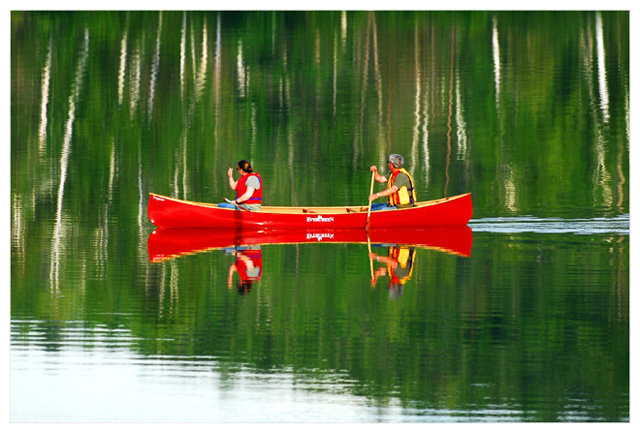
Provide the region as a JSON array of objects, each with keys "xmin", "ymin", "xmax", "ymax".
[{"xmin": 11, "ymin": 11, "xmax": 628, "ymax": 422}]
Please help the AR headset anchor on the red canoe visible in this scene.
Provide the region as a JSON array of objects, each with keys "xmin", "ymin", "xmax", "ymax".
[
  {"xmin": 147, "ymin": 192, "xmax": 472, "ymax": 229},
  {"xmin": 147, "ymin": 226, "xmax": 473, "ymax": 263}
]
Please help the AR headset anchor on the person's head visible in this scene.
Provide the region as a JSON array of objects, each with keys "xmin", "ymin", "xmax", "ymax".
[
  {"xmin": 237, "ymin": 160, "xmax": 253, "ymax": 173},
  {"xmin": 237, "ymin": 280, "xmax": 254, "ymax": 295},
  {"xmin": 387, "ymin": 154, "xmax": 404, "ymax": 169},
  {"xmin": 388, "ymin": 283, "xmax": 403, "ymax": 298}
]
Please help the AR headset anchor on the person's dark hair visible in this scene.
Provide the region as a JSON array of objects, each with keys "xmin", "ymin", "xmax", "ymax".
[
  {"xmin": 237, "ymin": 280, "xmax": 253, "ymax": 295},
  {"xmin": 237, "ymin": 160, "xmax": 253, "ymax": 173}
]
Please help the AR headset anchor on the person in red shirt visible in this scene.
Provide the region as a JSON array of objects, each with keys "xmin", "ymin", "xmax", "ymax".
[{"xmin": 226, "ymin": 160, "xmax": 262, "ymax": 211}]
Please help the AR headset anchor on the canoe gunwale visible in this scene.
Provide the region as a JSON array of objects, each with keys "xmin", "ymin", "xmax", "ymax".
[{"xmin": 149, "ymin": 192, "xmax": 471, "ymax": 215}]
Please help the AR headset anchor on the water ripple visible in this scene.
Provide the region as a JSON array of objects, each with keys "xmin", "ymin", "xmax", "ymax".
[{"xmin": 469, "ymin": 215, "xmax": 629, "ymax": 235}]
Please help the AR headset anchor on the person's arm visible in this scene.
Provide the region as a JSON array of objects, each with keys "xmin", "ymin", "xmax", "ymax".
[
  {"xmin": 228, "ymin": 168, "xmax": 238, "ymax": 190},
  {"xmin": 227, "ymin": 263, "xmax": 237, "ymax": 288},
  {"xmin": 369, "ymin": 185, "xmax": 399, "ymax": 202},
  {"xmin": 369, "ymin": 266, "xmax": 388, "ymax": 287},
  {"xmin": 369, "ymin": 166, "xmax": 388, "ymax": 183},
  {"xmin": 368, "ymin": 252, "xmax": 398, "ymax": 269},
  {"xmin": 235, "ymin": 252, "xmax": 255, "ymax": 271},
  {"xmin": 234, "ymin": 186, "xmax": 255, "ymax": 204}
]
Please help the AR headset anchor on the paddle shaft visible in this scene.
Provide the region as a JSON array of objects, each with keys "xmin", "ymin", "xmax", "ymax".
[
  {"xmin": 367, "ymin": 235, "xmax": 374, "ymax": 281},
  {"xmin": 366, "ymin": 171, "xmax": 375, "ymax": 228},
  {"xmin": 224, "ymin": 197, "xmax": 249, "ymax": 211}
]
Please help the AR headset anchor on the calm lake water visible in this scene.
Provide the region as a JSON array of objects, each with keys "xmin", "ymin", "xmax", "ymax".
[{"xmin": 11, "ymin": 11, "xmax": 628, "ymax": 422}]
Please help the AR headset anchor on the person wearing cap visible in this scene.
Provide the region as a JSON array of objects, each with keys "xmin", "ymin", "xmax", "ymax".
[
  {"xmin": 225, "ymin": 160, "xmax": 262, "ymax": 211},
  {"xmin": 368, "ymin": 154, "xmax": 417, "ymax": 211}
]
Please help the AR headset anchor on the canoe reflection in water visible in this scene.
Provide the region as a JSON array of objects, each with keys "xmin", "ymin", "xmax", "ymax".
[
  {"xmin": 148, "ymin": 227, "xmax": 472, "ymax": 294},
  {"xmin": 225, "ymin": 246, "xmax": 262, "ymax": 295}
]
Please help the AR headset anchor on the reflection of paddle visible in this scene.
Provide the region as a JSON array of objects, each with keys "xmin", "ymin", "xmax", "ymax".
[
  {"xmin": 367, "ymin": 234, "xmax": 374, "ymax": 283},
  {"xmin": 224, "ymin": 198, "xmax": 248, "ymax": 211},
  {"xmin": 366, "ymin": 171, "xmax": 375, "ymax": 229}
]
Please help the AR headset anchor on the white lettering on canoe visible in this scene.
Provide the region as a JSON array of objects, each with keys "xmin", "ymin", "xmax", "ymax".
[
  {"xmin": 306, "ymin": 233, "xmax": 335, "ymax": 241},
  {"xmin": 153, "ymin": 196, "xmax": 165, "ymax": 202},
  {"xmin": 306, "ymin": 215, "xmax": 334, "ymax": 223}
]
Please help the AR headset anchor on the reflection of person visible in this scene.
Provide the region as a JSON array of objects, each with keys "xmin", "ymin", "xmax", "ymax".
[
  {"xmin": 223, "ymin": 160, "xmax": 262, "ymax": 211},
  {"xmin": 369, "ymin": 245, "xmax": 416, "ymax": 298},
  {"xmin": 368, "ymin": 154, "xmax": 417, "ymax": 211},
  {"xmin": 227, "ymin": 246, "xmax": 262, "ymax": 295}
]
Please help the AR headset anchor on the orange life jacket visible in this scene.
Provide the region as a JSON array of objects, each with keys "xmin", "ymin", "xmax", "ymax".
[{"xmin": 387, "ymin": 168, "xmax": 416, "ymax": 207}]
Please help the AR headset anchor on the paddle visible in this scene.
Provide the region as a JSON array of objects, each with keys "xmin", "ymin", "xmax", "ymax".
[
  {"xmin": 366, "ymin": 171, "xmax": 375, "ymax": 229},
  {"xmin": 224, "ymin": 198, "xmax": 248, "ymax": 211},
  {"xmin": 367, "ymin": 234, "xmax": 374, "ymax": 283}
]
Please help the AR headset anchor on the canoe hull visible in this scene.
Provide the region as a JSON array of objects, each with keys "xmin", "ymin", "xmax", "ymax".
[
  {"xmin": 148, "ymin": 193, "xmax": 473, "ymax": 229},
  {"xmin": 148, "ymin": 226, "xmax": 473, "ymax": 262}
]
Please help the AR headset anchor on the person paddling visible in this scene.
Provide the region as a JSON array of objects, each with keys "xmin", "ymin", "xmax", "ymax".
[
  {"xmin": 368, "ymin": 154, "xmax": 417, "ymax": 211},
  {"xmin": 224, "ymin": 160, "xmax": 262, "ymax": 211}
]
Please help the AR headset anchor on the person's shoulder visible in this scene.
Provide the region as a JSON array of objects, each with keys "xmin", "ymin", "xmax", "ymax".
[
  {"xmin": 247, "ymin": 174, "xmax": 261, "ymax": 186},
  {"xmin": 395, "ymin": 171, "xmax": 411, "ymax": 182}
]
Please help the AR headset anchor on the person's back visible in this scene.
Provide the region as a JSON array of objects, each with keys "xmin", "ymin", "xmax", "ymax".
[
  {"xmin": 236, "ymin": 171, "xmax": 262, "ymax": 211},
  {"xmin": 387, "ymin": 168, "xmax": 416, "ymax": 209}
]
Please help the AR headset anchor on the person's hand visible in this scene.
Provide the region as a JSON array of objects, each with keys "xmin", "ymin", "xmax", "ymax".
[
  {"xmin": 227, "ymin": 167, "xmax": 234, "ymax": 177},
  {"xmin": 369, "ymin": 193, "xmax": 379, "ymax": 202},
  {"xmin": 369, "ymin": 165, "xmax": 378, "ymax": 173}
]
